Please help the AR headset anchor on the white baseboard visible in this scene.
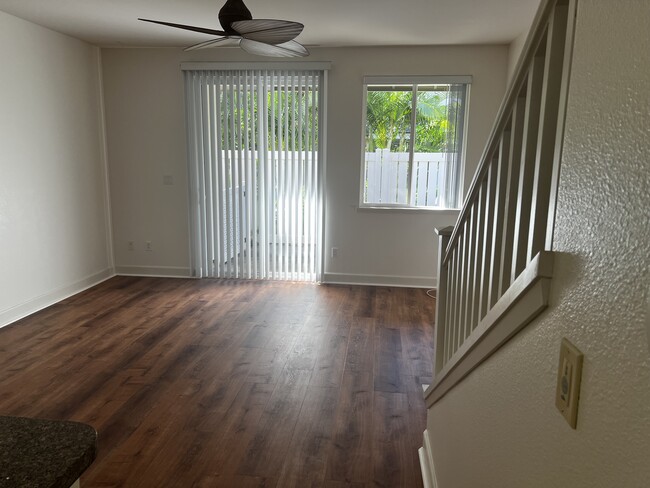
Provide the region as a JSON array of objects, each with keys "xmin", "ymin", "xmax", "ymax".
[
  {"xmin": 0, "ymin": 268, "xmax": 115, "ymax": 329},
  {"xmin": 323, "ymin": 272, "xmax": 436, "ymax": 289},
  {"xmin": 419, "ymin": 429, "xmax": 438, "ymax": 488},
  {"xmin": 115, "ymin": 265, "xmax": 192, "ymax": 278}
]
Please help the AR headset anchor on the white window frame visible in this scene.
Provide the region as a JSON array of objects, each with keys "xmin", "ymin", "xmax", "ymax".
[{"xmin": 358, "ymin": 75, "xmax": 472, "ymax": 210}]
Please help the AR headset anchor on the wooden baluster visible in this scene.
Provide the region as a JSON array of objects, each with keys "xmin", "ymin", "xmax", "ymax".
[
  {"xmin": 434, "ymin": 226, "xmax": 454, "ymax": 375},
  {"xmin": 451, "ymin": 235, "xmax": 461, "ymax": 356},
  {"xmin": 471, "ymin": 184, "xmax": 485, "ymax": 329},
  {"xmin": 464, "ymin": 203, "xmax": 477, "ymax": 336},
  {"xmin": 512, "ymin": 50, "xmax": 545, "ymax": 282},
  {"xmin": 488, "ymin": 130, "xmax": 511, "ymax": 308},
  {"xmin": 448, "ymin": 242, "xmax": 457, "ymax": 360},
  {"xmin": 545, "ymin": 0, "xmax": 576, "ymax": 251},
  {"xmin": 479, "ymin": 161, "xmax": 497, "ymax": 320},
  {"xmin": 499, "ymin": 94, "xmax": 526, "ymax": 296},
  {"xmin": 528, "ymin": 2, "xmax": 570, "ymax": 261},
  {"xmin": 475, "ymin": 178, "xmax": 489, "ymax": 325},
  {"xmin": 457, "ymin": 221, "xmax": 470, "ymax": 351}
]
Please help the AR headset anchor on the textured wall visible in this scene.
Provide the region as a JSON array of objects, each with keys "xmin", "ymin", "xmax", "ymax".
[
  {"xmin": 427, "ymin": 0, "xmax": 650, "ymax": 486},
  {"xmin": 0, "ymin": 11, "xmax": 112, "ymax": 326}
]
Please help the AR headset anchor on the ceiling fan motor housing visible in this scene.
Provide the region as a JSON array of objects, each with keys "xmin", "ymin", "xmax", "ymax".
[{"xmin": 219, "ymin": 0, "xmax": 253, "ymax": 34}]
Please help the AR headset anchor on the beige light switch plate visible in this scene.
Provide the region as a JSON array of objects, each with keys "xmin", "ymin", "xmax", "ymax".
[{"xmin": 555, "ymin": 338, "xmax": 583, "ymax": 429}]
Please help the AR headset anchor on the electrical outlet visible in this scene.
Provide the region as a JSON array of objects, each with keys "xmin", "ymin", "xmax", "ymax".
[
  {"xmin": 331, "ymin": 247, "xmax": 339, "ymax": 258},
  {"xmin": 128, "ymin": 241, "xmax": 134, "ymax": 251},
  {"xmin": 145, "ymin": 241, "xmax": 152, "ymax": 252},
  {"xmin": 163, "ymin": 175, "xmax": 174, "ymax": 186},
  {"xmin": 555, "ymin": 338, "xmax": 584, "ymax": 429}
]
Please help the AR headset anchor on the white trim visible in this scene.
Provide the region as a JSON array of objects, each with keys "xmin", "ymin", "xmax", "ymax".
[
  {"xmin": 323, "ymin": 272, "xmax": 435, "ymax": 289},
  {"xmin": 0, "ymin": 268, "xmax": 115, "ymax": 329},
  {"xmin": 181, "ymin": 62, "xmax": 332, "ymax": 71},
  {"xmin": 364, "ymin": 75, "xmax": 472, "ymax": 85},
  {"xmin": 96, "ymin": 48, "xmax": 115, "ymax": 269},
  {"xmin": 358, "ymin": 83, "xmax": 369, "ymax": 209},
  {"xmin": 115, "ymin": 266, "xmax": 192, "ymax": 278},
  {"xmin": 319, "ymin": 70, "xmax": 328, "ymax": 282},
  {"xmin": 419, "ymin": 430, "xmax": 438, "ymax": 488},
  {"xmin": 425, "ymin": 251, "xmax": 554, "ymax": 407},
  {"xmin": 183, "ymin": 70, "xmax": 198, "ymax": 278},
  {"xmin": 456, "ymin": 83, "xmax": 471, "ymax": 206},
  {"xmin": 356, "ymin": 205, "xmax": 460, "ymax": 215}
]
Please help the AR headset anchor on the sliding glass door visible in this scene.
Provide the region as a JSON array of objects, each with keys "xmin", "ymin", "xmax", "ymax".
[{"xmin": 184, "ymin": 68, "xmax": 325, "ymax": 282}]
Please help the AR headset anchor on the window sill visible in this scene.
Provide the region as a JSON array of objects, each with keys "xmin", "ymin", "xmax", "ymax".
[{"xmin": 356, "ymin": 205, "xmax": 461, "ymax": 215}]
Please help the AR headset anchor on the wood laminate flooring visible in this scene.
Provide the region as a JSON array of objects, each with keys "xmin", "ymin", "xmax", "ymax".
[{"xmin": 0, "ymin": 277, "xmax": 435, "ymax": 487}]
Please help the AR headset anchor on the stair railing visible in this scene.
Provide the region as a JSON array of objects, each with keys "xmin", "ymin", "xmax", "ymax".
[{"xmin": 425, "ymin": 0, "xmax": 577, "ymax": 406}]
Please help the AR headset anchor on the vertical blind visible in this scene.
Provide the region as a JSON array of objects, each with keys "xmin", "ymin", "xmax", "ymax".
[
  {"xmin": 184, "ymin": 68, "xmax": 325, "ymax": 282},
  {"xmin": 442, "ymin": 83, "xmax": 468, "ymax": 209}
]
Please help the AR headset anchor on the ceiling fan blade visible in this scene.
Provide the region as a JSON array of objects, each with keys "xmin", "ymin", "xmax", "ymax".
[
  {"xmin": 232, "ymin": 19, "xmax": 304, "ymax": 44},
  {"xmin": 240, "ymin": 39, "xmax": 309, "ymax": 58},
  {"xmin": 275, "ymin": 40, "xmax": 310, "ymax": 57},
  {"xmin": 184, "ymin": 37, "xmax": 235, "ymax": 51},
  {"xmin": 138, "ymin": 18, "xmax": 226, "ymax": 37}
]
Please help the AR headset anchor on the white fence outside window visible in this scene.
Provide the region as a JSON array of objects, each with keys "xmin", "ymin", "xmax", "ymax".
[{"xmin": 364, "ymin": 149, "xmax": 448, "ymax": 207}]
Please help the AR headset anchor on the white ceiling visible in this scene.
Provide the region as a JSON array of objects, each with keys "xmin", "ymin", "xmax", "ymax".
[{"xmin": 0, "ymin": 0, "xmax": 539, "ymax": 48}]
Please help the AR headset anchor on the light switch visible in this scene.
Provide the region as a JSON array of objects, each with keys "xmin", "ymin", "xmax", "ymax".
[{"xmin": 555, "ymin": 338, "xmax": 583, "ymax": 429}]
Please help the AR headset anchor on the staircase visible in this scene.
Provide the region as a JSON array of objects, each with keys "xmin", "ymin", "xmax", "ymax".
[{"xmin": 420, "ymin": 2, "xmax": 578, "ymax": 481}]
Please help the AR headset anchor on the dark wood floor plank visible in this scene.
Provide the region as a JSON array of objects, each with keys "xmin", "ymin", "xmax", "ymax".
[
  {"xmin": 309, "ymin": 329, "xmax": 349, "ymax": 388},
  {"xmin": 236, "ymin": 368, "xmax": 312, "ymax": 477},
  {"xmin": 194, "ymin": 474, "xmax": 278, "ymax": 488},
  {"xmin": 373, "ymin": 326, "xmax": 410, "ymax": 393},
  {"xmin": 322, "ymin": 481, "xmax": 365, "ymax": 488},
  {"xmin": 0, "ymin": 278, "xmax": 434, "ymax": 488},
  {"xmin": 246, "ymin": 337, "xmax": 297, "ymax": 385},
  {"xmin": 276, "ymin": 385, "xmax": 339, "ymax": 486},
  {"xmin": 344, "ymin": 318, "xmax": 375, "ymax": 374},
  {"xmin": 191, "ymin": 381, "xmax": 276, "ymax": 480},
  {"xmin": 325, "ymin": 371, "xmax": 374, "ymax": 484},
  {"xmin": 373, "ymin": 389, "xmax": 423, "ymax": 487}
]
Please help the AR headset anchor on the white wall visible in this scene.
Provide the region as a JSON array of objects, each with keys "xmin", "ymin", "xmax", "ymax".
[
  {"xmin": 101, "ymin": 45, "xmax": 508, "ymax": 285},
  {"xmin": 426, "ymin": 1, "xmax": 650, "ymax": 486},
  {"xmin": 507, "ymin": 30, "xmax": 528, "ymax": 81},
  {"xmin": 0, "ymin": 11, "xmax": 113, "ymax": 327}
]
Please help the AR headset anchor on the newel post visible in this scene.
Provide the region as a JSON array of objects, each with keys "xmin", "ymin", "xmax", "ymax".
[{"xmin": 434, "ymin": 226, "xmax": 454, "ymax": 376}]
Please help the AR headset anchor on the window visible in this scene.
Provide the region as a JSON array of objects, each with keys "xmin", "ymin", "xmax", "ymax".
[{"xmin": 360, "ymin": 76, "xmax": 471, "ymax": 209}]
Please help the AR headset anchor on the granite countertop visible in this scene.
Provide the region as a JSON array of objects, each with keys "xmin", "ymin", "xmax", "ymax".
[{"xmin": 0, "ymin": 416, "xmax": 97, "ymax": 488}]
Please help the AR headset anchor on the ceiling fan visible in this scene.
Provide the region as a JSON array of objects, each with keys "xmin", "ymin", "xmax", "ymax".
[{"xmin": 139, "ymin": 0, "xmax": 308, "ymax": 57}]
